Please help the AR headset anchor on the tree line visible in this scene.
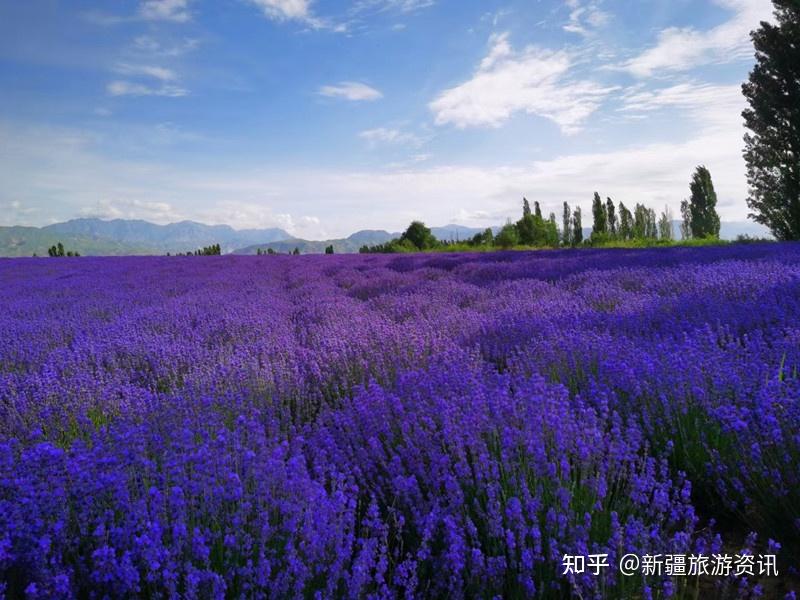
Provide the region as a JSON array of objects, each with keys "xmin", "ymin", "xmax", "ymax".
[
  {"xmin": 45, "ymin": 243, "xmax": 80, "ymax": 257},
  {"xmin": 361, "ymin": 165, "xmax": 722, "ymax": 253}
]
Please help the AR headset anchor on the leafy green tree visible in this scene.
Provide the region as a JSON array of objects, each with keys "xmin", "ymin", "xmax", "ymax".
[
  {"xmin": 495, "ymin": 223, "xmax": 519, "ymax": 249},
  {"xmin": 562, "ymin": 202, "xmax": 572, "ymax": 247},
  {"xmin": 534, "ymin": 200, "xmax": 542, "ymax": 220},
  {"xmin": 659, "ymin": 206, "xmax": 674, "ymax": 241},
  {"xmin": 325, "ymin": 245, "xmax": 334, "ymax": 254},
  {"xmin": 401, "ymin": 221, "xmax": 437, "ymax": 250},
  {"xmin": 547, "ymin": 213, "xmax": 560, "ymax": 247},
  {"xmin": 606, "ymin": 198, "xmax": 617, "ymax": 237},
  {"xmin": 522, "ymin": 198, "xmax": 532, "ymax": 218},
  {"xmin": 618, "ymin": 202, "xmax": 633, "ymax": 240},
  {"xmin": 57, "ymin": 242, "xmax": 65, "ymax": 257},
  {"xmin": 591, "ymin": 192, "xmax": 607, "ymax": 237},
  {"xmin": 292, "ymin": 247, "xmax": 301, "ymax": 255},
  {"xmin": 689, "ymin": 166, "xmax": 721, "ymax": 238},
  {"xmin": 742, "ymin": 0, "xmax": 800, "ymax": 240},
  {"xmin": 572, "ymin": 207, "xmax": 583, "ymax": 246},
  {"xmin": 680, "ymin": 199, "xmax": 692, "ymax": 240}
]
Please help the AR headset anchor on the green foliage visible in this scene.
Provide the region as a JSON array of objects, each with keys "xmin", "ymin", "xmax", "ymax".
[
  {"xmin": 325, "ymin": 245, "xmax": 334, "ymax": 254},
  {"xmin": 689, "ymin": 166, "xmax": 721, "ymax": 239},
  {"xmin": 400, "ymin": 221, "xmax": 437, "ymax": 250},
  {"xmin": 742, "ymin": 0, "xmax": 800, "ymax": 240},
  {"xmin": 292, "ymin": 247, "xmax": 301, "ymax": 255},
  {"xmin": 572, "ymin": 207, "xmax": 583, "ymax": 246},
  {"xmin": 191, "ymin": 243, "xmax": 221, "ymax": 256},
  {"xmin": 591, "ymin": 192, "xmax": 607, "ymax": 238},
  {"xmin": 618, "ymin": 202, "xmax": 633, "ymax": 240},
  {"xmin": 659, "ymin": 205, "xmax": 674, "ymax": 241},
  {"xmin": 680, "ymin": 199, "xmax": 692, "ymax": 240},
  {"xmin": 495, "ymin": 223, "xmax": 519, "ymax": 249},
  {"xmin": 605, "ymin": 198, "xmax": 616, "ymax": 237},
  {"xmin": 562, "ymin": 202, "xmax": 572, "ymax": 247},
  {"xmin": 47, "ymin": 242, "xmax": 80, "ymax": 257}
]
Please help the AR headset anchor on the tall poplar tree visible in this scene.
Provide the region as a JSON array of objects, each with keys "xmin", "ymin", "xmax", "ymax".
[
  {"xmin": 689, "ymin": 166, "xmax": 721, "ymax": 239},
  {"xmin": 742, "ymin": 0, "xmax": 800, "ymax": 240}
]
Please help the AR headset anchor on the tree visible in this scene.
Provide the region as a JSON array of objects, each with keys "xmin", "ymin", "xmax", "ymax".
[
  {"xmin": 606, "ymin": 198, "xmax": 617, "ymax": 237},
  {"xmin": 562, "ymin": 202, "xmax": 572, "ymax": 247},
  {"xmin": 659, "ymin": 205, "xmax": 674, "ymax": 241},
  {"xmin": 572, "ymin": 207, "xmax": 583, "ymax": 246},
  {"xmin": 292, "ymin": 247, "xmax": 301, "ymax": 255},
  {"xmin": 57, "ymin": 242, "xmax": 65, "ymax": 257},
  {"xmin": 495, "ymin": 223, "xmax": 519, "ymax": 249},
  {"xmin": 591, "ymin": 192, "xmax": 607, "ymax": 237},
  {"xmin": 618, "ymin": 202, "xmax": 633, "ymax": 240},
  {"xmin": 522, "ymin": 198, "xmax": 532, "ymax": 218},
  {"xmin": 689, "ymin": 166, "xmax": 721, "ymax": 238},
  {"xmin": 401, "ymin": 221, "xmax": 437, "ymax": 250},
  {"xmin": 647, "ymin": 208, "xmax": 658, "ymax": 239},
  {"xmin": 633, "ymin": 204, "xmax": 647, "ymax": 239},
  {"xmin": 534, "ymin": 200, "xmax": 542, "ymax": 220},
  {"xmin": 742, "ymin": 0, "xmax": 800, "ymax": 240},
  {"xmin": 547, "ymin": 213, "xmax": 560, "ymax": 247},
  {"xmin": 680, "ymin": 199, "xmax": 692, "ymax": 240},
  {"xmin": 325, "ymin": 245, "xmax": 334, "ymax": 254}
]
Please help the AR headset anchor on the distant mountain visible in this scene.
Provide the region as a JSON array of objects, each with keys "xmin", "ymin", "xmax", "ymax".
[
  {"xmin": 345, "ymin": 230, "xmax": 396, "ymax": 246},
  {"xmin": 0, "ymin": 218, "xmax": 292, "ymax": 257},
  {"xmin": 235, "ymin": 236, "xmax": 368, "ymax": 256},
  {"xmin": 0, "ymin": 225, "xmax": 155, "ymax": 257},
  {"xmin": 42, "ymin": 218, "xmax": 290, "ymax": 253},
  {"xmin": 719, "ymin": 221, "xmax": 772, "ymax": 240},
  {"xmin": 431, "ymin": 224, "xmax": 498, "ymax": 242}
]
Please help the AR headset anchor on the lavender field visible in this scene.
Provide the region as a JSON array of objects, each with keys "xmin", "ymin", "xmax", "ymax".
[{"xmin": 1, "ymin": 245, "xmax": 799, "ymax": 599}]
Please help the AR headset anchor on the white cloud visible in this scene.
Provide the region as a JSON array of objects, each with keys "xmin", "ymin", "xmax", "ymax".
[
  {"xmin": 140, "ymin": 0, "xmax": 192, "ymax": 22},
  {"xmin": 107, "ymin": 81, "xmax": 188, "ymax": 97},
  {"xmin": 132, "ymin": 35, "xmax": 200, "ymax": 57},
  {"xmin": 115, "ymin": 63, "xmax": 177, "ymax": 82},
  {"xmin": 246, "ymin": 0, "xmax": 339, "ymax": 29},
  {"xmin": 621, "ymin": 0, "xmax": 773, "ymax": 76},
  {"xmin": 81, "ymin": 199, "xmax": 181, "ymax": 222},
  {"xmin": 620, "ymin": 82, "xmax": 743, "ymax": 126},
  {"xmin": 319, "ymin": 82, "xmax": 383, "ymax": 101},
  {"xmin": 248, "ymin": 0, "xmax": 312, "ymax": 21},
  {"xmin": 359, "ymin": 127, "xmax": 421, "ymax": 146},
  {"xmin": 429, "ymin": 33, "xmax": 616, "ymax": 134},
  {"xmin": 353, "ymin": 0, "xmax": 435, "ymax": 13},
  {"xmin": 563, "ymin": 0, "xmax": 610, "ymax": 36}
]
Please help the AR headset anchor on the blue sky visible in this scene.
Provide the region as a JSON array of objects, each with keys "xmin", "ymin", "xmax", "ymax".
[{"xmin": 0, "ymin": 0, "xmax": 775, "ymax": 238}]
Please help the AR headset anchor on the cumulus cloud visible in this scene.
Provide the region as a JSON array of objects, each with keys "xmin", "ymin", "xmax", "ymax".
[
  {"xmin": 621, "ymin": 0, "xmax": 773, "ymax": 77},
  {"xmin": 319, "ymin": 82, "xmax": 383, "ymax": 101},
  {"xmin": 429, "ymin": 33, "xmax": 616, "ymax": 134}
]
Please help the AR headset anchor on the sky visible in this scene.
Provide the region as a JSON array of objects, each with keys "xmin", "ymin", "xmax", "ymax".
[{"xmin": 0, "ymin": 0, "xmax": 776, "ymax": 239}]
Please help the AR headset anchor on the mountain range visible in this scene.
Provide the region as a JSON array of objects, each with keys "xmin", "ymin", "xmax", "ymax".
[{"xmin": 0, "ymin": 218, "xmax": 772, "ymax": 257}]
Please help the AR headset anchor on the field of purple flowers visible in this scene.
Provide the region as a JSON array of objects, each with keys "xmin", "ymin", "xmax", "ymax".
[{"xmin": 1, "ymin": 245, "xmax": 799, "ymax": 599}]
